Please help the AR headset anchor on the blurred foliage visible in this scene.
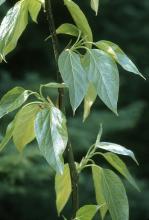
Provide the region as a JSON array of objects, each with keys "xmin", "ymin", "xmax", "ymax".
[{"xmin": 0, "ymin": 0, "xmax": 149, "ymax": 219}]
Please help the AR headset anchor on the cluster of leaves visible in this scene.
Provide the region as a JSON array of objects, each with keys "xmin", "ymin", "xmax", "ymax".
[{"xmin": 0, "ymin": 0, "xmax": 145, "ymax": 220}]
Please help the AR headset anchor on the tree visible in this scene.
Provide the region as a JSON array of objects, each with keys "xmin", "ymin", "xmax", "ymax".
[{"xmin": 0, "ymin": 0, "xmax": 145, "ymax": 219}]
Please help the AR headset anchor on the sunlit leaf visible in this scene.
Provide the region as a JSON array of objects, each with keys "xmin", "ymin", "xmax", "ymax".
[
  {"xmin": 64, "ymin": 0, "xmax": 93, "ymax": 47},
  {"xmin": 55, "ymin": 164, "xmax": 71, "ymax": 215},
  {"xmin": 96, "ymin": 142, "xmax": 138, "ymax": 164},
  {"xmin": 28, "ymin": 0, "xmax": 42, "ymax": 23},
  {"xmin": 35, "ymin": 107, "xmax": 68, "ymax": 173},
  {"xmin": 92, "ymin": 165, "xmax": 129, "ymax": 220},
  {"xmin": 91, "ymin": 0, "xmax": 99, "ymax": 15},
  {"xmin": 13, "ymin": 103, "xmax": 41, "ymax": 151},
  {"xmin": 92, "ymin": 166, "xmax": 108, "ymax": 220},
  {"xmin": 101, "ymin": 152, "xmax": 139, "ymax": 191},
  {"xmin": 56, "ymin": 23, "xmax": 79, "ymax": 37},
  {"xmin": 0, "ymin": 0, "xmax": 28, "ymax": 60},
  {"xmin": 75, "ymin": 204, "xmax": 101, "ymax": 220},
  {"xmin": 0, "ymin": 87, "xmax": 32, "ymax": 119},
  {"xmin": 58, "ymin": 49, "xmax": 88, "ymax": 112},
  {"xmin": 84, "ymin": 49, "xmax": 119, "ymax": 114},
  {"xmin": 0, "ymin": 120, "xmax": 14, "ymax": 152},
  {"xmin": 95, "ymin": 40, "xmax": 145, "ymax": 79},
  {"xmin": 83, "ymin": 83, "xmax": 97, "ymax": 121}
]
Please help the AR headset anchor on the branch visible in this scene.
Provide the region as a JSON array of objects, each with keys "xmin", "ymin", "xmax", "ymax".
[{"xmin": 45, "ymin": 0, "xmax": 79, "ymax": 218}]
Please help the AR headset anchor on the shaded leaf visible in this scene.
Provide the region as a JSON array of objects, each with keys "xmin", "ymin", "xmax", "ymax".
[
  {"xmin": 0, "ymin": 0, "xmax": 28, "ymax": 60},
  {"xmin": 0, "ymin": 87, "xmax": 32, "ymax": 119},
  {"xmin": 35, "ymin": 107, "xmax": 68, "ymax": 173},
  {"xmin": 84, "ymin": 49, "xmax": 119, "ymax": 114},
  {"xmin": 13, "ymin": 103, "xmax": 41, "ymax": 151},
  {"xmin": 55, "ymin": 164, "xmax": 71, "ymax": 215},
  {"xmin": 95, "ymin": 40, "xmax": 145, "ymax": 79},
  {"xmin": 75, "ymin": 204, "xmax": 100, "ymax": 220},
  {"xmin": 92, "ymin": 166, "xmax": 108, "ymax": 220},
  {"xmin": 91, "ymin": 0, "xmax": 99, "ymax": 15},
  {"xmin": 96, "ymin": 142, "xmax": 138, "ymax": 164},
  {"xmin": 56, "ymin": 23, "xmax": 79, "ymax": 37},
  {"xmin": 83, "ymin": 83, "xmax": 97, "ymax": 121},
  {"xmin": 101, "ymin": 152, "xmax": 139, "ymax": 191},
  {"xmin": 0, "ymin": 120, "xmax": 14, "ymax": 152},
  {"xmin": 41, "ymin": 82, "xmax": 68, "ymax": 89},
  {"xmin": 28, "ymin": 0, "xmax": 42, "ymax": 23},
  {"xmin": 92, "ymin": 165, "xmax": 129, "ymax": 220},
  {"xmin": 58, "ymin": 50, "xmax": 88, "ymax": 112},
  {"xmin": 64, "ymin": 0, "xmax": 93, "ymax": 47}
]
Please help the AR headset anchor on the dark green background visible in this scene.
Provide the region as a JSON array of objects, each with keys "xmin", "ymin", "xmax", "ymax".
[{"xmin": 0, "ymin": 0, "xmax": 149, "ymax": 219}]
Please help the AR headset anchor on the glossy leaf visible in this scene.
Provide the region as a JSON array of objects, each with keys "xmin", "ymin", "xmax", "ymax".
[
  {"xmin": 96, "ymin": 142, "xmax": 138, "ymax": 164},
  {"xmin": 35, "ymin": 107, "xmax": 68, "ymax": 173},
  {"xmin": 55, "ymin": 164, "xmax": 71, "ymax": 215},
  {"xmin": 0, "ymin": 120, "xmax": 14, "ymax": 152},
  {"xmin": 64, "ymin": 0, "xmax": 93, "ymax": 47},
  {"xmin": 83, "ymin": 83, "xmax": 97, "ymax": 121},
  {"xmin": 28, "ymin": 0, "xmax": 42, "ymax": 23},
  {"xmin": 0, "ymin": 0, "xmax": 28, "ymax": 60},
  {"xmin": 13, "ymin": 103, "xmax": 41, "ymax": 151},
  {"xmin": 58, "ymin": 50, "xmax": 88, "ymax": 112},
  {"xmin": 95, "ymin": 40, "xmax": 145, "ymax": 79},
  {"xmin": 0, "ymin": 87, "xmax": 32, "ymax": 119},
  {"xmin": 92, "ymin": 165, "xmax": 129, "ymax": 220},
  {"xmin": 75, "ymin": 205, "xmax": 100, "ymax": 220},
  {"xmin": 84, "ymin": 49, "xmax": 119, "ymax": 114},
  {"xmin": 91, "ymin": 0, "xmax": 99, "ymax": 15},
  {"xmin": 101, "ymin": 152, "xmax": 139, "ymax": 191},
  {"xmin": 56, "ymin": 23, "xmax": 79, "ymax": 37},
  {"xmin": 92, "ymin": 166, "xmax": 108, "ymax": 220}
]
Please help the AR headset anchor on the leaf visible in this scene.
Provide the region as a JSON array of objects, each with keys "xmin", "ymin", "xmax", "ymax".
[
  {"xmin": 41, "ymin": 82, "xmax": 68, "ymax": 89},
  {"xmin": 0, "ymin": 0, "xmax": 6, "ymax": 6},
  {"xmin": 75, "ymin": 205, "xmax": 100, "ymax": 220},
  {"xmin": 0, "ymin": 0, "xmax": 28, "ymax": 60},
  {"xmin": 56, "ymin": 23, "xmax": 79, "ymax": 37},
  {"xmin": 92, "ymin": 166, "xmax": 108, "ymax": 220},
  {"xmin": 13, "ymin": 103, "xmax": 41, "ymax": 151},
  {"xmin": 55, "ymin": 164, "xmax": 71, "ymax": 215},
  {"xmin": 92, "ymin": 165, "xmax": 129, "ymax": 220},
  {"xmin": 64, "ymin": 0, "xmax": 93, "ymax": 47},
  {"xmin": 58, "ymin": 50, "xmax": 88, "ymax": 112},
  {"xmin": 96, "ymin": 142, "xmax": 138, "ymax": 164},
  {"xmin": 83, "ymin": 83, "xmax": 97, "ymax": 121},
  {"xmin": 28, "ymin": 0, "xmax": 42, "ymax": 23},
  {"xmin": 91, "ymin": 0, "xmax": 99, "ymax": 15},
  {"xmin": 95, "ymin": 40, "xmax": 145, "ymax": 79},
  {"xmin": 101, "ymin": 152, "xmax": 139, "ymax": 191},
  {"xmin": 84, "ymin": 49, "xmax": 119, "ymax": 114},
  {"xmin": 35, "ymin": 107, "xmax": 68, "ymax": 174},
  {"xmin": 0, "ymin": 120, "xmax": 14, "ymax": 152},
  {"xmin": 0, "ymin": 87, "xmax": 32, "ymax": 119}
]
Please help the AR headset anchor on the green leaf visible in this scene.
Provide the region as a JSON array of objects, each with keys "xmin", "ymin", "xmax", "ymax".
[
  {"xmin": 101, "ymin": 152, "xmax": 139, "ymax": 191},
  {"xmin": 13, "ymin": 103, "xmax": 41, "ymax": 151},
  {"xmin": 83, "ymin": 83, "xmax": 97, "ymax": 121},
  {"xmin": 64, "ymin": 0, "xmax": 93, "ymax": 48},
  {"xmin": 91, "ymin": 0, "xmax": 99, "ymax": 15},
  {"xmin": 55, "ymin": 164, "xmax": 71, "ymax": 215},
  {"xmin": 92, "ymin": 165, "xmax": 129, "ymax": 220},
  {"xmin": 92, "ymin": 166, "xmax": 108, "ymax": 220},
  {"xmin": 75, "ymin": 205, "xmax": 101, "ymax": 220},
  {"xmin": 84, "ymin": 49, "xmax": 119, "ymax": 114},
  {"xmin": 0, "ymin": 87, "xmax": 32, "ymax": 119},
  {"xmin": 41, "ymin": 82, "xmax": 68, "ymax": 89},
  {"xmin": 95, "ymin": 40, "xmax": 145, "ymax": 79},
  {"xmin": 56, "ymin": 23, "xmax": 79, "ymax": 37},
  {"xmin": 0, "ymin": 120, "xmax": 14, "ymax": 152},
  {"xmin": 35, "ymin": 107, "xmax": 68, "ymax": 174},
  {"xmin": 96, "ymin": 142, "xmax": 138, "ymax": 164},
  {"xmin": 0, "ymin": 0, "xmax": 6, "ymax": 6},
  {"xmin": 28, "ymin": 0, "xmax": 42, "ymax": 23},
  {"xmin": 0, "ymin": 0, "xmax": 28, "ymax": 60},
  {"xmin": 58, "ymin": 49, "xmax": 88, "ymax": 112}
]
